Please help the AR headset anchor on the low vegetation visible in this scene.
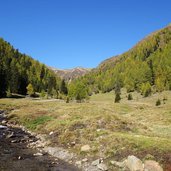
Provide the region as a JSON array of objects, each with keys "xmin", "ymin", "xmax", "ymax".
[{"xmin": 0, "ymin": 90, "xmax": 171, "ymax": 169}]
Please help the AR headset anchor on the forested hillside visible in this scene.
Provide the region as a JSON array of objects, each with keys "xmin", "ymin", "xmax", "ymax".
[
  {"xmin": 0, "ymin": 38, "xmax": 61, "ymax": 98},
  {"xmin": 69, "ymin": 25, "xmax": 171, "ymax": 98}
]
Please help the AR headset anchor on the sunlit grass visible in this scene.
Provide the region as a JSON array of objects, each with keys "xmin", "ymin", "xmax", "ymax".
[{"xmin": 0, "ymin": 90, "xmax": 171, "ymax": 163}]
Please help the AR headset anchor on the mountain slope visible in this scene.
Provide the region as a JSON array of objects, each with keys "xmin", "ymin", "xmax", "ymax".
[
  {"xmin": 0, "ymin": 38, "xmax": 61, "ymax": 97},
  {"xmin": 69, "ymin": 25, "xmax": 171, "ymax": 96},
  {"xmin": 51, "ymin": 67, "xmax": 91, "ymax": 81}
]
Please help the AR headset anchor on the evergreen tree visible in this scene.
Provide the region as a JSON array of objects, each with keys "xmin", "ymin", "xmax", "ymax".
[
  {"xmin": 68, "ymin": 81, "xmax": 88, "ymax": 102},
  {"xmin": 114, "ymin": 81, "xmax": 121, "ymax": 103},
  {"xmin": 0, "ymin": 62, "xmax": 7, "ymax": 97},
  {"xmin": 128, "ymin": 93, "xmax": 133, "ymax": 100},
  {"xmin": 27, "ymin": 83, "xmax": 34, "ymax": 96},
  {"xmin": 60, "ymin": 79, "xmax": 68, "ymax": 95},
  {"xmin": 156, "ymin": 99, "xmax": 161, "ymax": 106},
  {"xmin": 9, "ymin": 59, "xmax": 19, "ymax": 93},
  {"xmin": 141, "ymin": 82, "xmax": 152, "ymax": 97},
  {"xmin": 115, "ymin": 93, "xmax": 121, "ymax": 103}
]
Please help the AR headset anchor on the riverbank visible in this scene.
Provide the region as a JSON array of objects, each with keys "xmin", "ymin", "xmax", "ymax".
[{"xmin": 0, "ymin": 110, "xmax": 80, "ymax": 171}]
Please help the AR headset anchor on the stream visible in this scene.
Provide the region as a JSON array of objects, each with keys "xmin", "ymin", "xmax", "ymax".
[{"xmin": 0, "ymin": 110, "xmax": 80, "ymax": 171}]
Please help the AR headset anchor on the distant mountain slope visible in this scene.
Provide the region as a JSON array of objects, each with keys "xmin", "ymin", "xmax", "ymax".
[
  {"xmin": 51, "ymin": 67, "xmax": 91, "ymax": 81},
  {"xmin": 69, "ymin": 24, "xmax": 171, "ymax": 96}
]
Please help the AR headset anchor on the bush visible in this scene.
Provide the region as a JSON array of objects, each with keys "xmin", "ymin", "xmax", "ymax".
[
  {"xmin": 53, "ymin": 90, "xmax": 59, "ymax": 99},
  {"xmin": 76, "ymin": 93, "xmax": 81, "ymax": 103},
  {"xmin": 6, "ymin": 89, "xmax": 12, "ymax": 98},
  {"xmin": 66, "ymin": 97, "xmax": 69, "ymax": 103},
  {"xmin": 115, "ymin": 93, "xmax": 121, "ymax": 103},
  {"xmin": 26, "ymin": 83, "xmax": 35, "ymax": 97},
  {"xmin": 40, "ymin": 90, "xmax": 46, "ymax": 98},
  {"xmin": 156, "ymin": 99, "xmax": 161, "ymax": 106},
  {"xmin": 30, "ymin": 93, "xmax": 39, "ymax": 98},
  {"xmin": 163, "ymin": 96, "xmax": 167, "ymax": 104},
  {"xmin": 141, "ymin": 82, "xmax": 152, "ymax": 97},
  {"xmin": 128, "ymin": 93, "xmax": 133, "ymax": 100}
]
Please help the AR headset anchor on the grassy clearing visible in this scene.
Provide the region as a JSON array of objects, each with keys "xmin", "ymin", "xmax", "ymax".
[{"xmin": 0, "ymin": 90, "xmax": 171, "ymax": 166}]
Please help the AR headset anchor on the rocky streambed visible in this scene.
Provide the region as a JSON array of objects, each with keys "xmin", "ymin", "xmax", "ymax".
[{"xmin": 0, "ymin": 110, "xmax": 80, "ymax": 171}]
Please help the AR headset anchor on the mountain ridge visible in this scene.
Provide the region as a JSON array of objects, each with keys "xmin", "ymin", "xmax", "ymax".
[{"xmin": 50, "ymin": 67, "xmax": 91, "ymax": 81}]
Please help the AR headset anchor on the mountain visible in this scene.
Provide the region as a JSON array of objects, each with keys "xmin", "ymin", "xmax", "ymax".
[
  {"xmin": 0, "ymin": 38, "xmax": 61, "ymax": 98},
  {"xmin": 50, "ymin": 67, "xmax": 91, "ymax": 81},
  {"xmin": 68, "ymin": 24, "xmax": 171, "ymax": 98}
]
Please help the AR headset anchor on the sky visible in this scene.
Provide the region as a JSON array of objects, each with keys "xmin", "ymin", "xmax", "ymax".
[{"xmin": 0, "ymin": 0, "xmax": 171, "ymax": 69}]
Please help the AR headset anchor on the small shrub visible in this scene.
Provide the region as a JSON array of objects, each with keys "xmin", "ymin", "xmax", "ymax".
[
  {"xmin": 115, "ymin": 93, "xmax": 121, "ymax": 103},
  {"xmin": 66, "ymin": 97, "xmax": 69, "ymax": 103},
  {"xmin": 128, "ymin": 93, "xmax": 133, "ymax": 100},
  {"xmin": 40, "ymin": 90, "xmax": 46, "ymax": 98},
  {"xmin": 156, "ymin": 99, "xmax": 161, "ymax": 106},
  {"xmin": 27, "ymin": 83, "xmax": 35, "ymax": 96},
  {"xmin": 163, "ymin": 96, "xmax": 167, "ymax": 104},
  {"xmin": 141, "ymin": 82, "xmax": 151, "ymax": 97},
  {"xmin": 59, "ymin": 95, "xmax": 62, "ymax": 99},
  {"xmin": 94, "ymin": 90, "xmax": 99, "ymax": 94},
  {"xmin": 76, "ymin": 94, "xmax": 81, "ymax": 103},
  {"xmin": 30, "ymin": 93, "xmax": 39, "ymax": 98},
  {"xmin": 6, "ymin": 89, "xmax": 12, "ymax": 98}
]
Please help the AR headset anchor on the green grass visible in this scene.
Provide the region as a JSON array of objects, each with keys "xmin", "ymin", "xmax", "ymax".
[
  {"xmin": 23, "ymin": 115, "xmax": 53, "ymax": 130},
  {"xmin": 0, "ymin": 90, "xmax": 171, "ymax": 167}
]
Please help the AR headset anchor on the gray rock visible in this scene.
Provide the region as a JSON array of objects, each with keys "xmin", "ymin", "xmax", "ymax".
[
  {"xmin": 2, "ymin": 120, "xmax": 7, "ymax": 124},
  {"xmin": 110, "ymin": 160, "xmax": 126, "ymax": 168},
  {"xmin": 33, "ymin": 152, "xmax": 43, "ymax": 156},
  {"xmin": 82, "ymin": 158, "xmax": 88, "ymax": 162},
  {"xmin": 70, "ymin": 141, "xmax": 76, "ymax": 146},
  {"xmin": 44, "ymin": 146, "xmax": 74, "ymax": 162},
  {"xmin": 11, "ymin": 140, "xmax": 17, "ymax": 143},
  {"xmin": 126, "ymin": 155, "xmax": 143, "ymax": 171},
  {"xmin": 92, "ymin": 159, "xmax": 101, "ymax": 166},
  {"xmin": 144, "ymin": 160, "xmax": 163, "ymax": 171},
  {"xmin": 0, "ymin": 125, "xmax": 7, "ymax": 129},
  {"xmin": 49, "ymin": 131, "xmax": 54, "ymax": 135},
  {"xmin": 84, "ymin": 165, "xmax": 100, "ymax": 171},
  {"xmin": 81, "ymin": 145, "xmax": 90, "ymax": 152},
  {"xmin": 97, "ymin": 163, "xmax": 108, "ymax": 171},
  {"xmin": 75, "ymin": 161, "xmax": 82, "ymax": 167},
  {"xmin": 6, "ymin": 132, "xmax": 14, "ymax": 138},
  {"xmin": 18, "ymin": 156, "xmax": 22, "ymax": 160}
]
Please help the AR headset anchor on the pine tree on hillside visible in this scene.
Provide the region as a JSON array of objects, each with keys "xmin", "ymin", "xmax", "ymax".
[
  {"xmin": 9, "ymin": 59, "xmax": 19, "ymax": 93},
  {"xmin": 60, "ymin": 79, "xmax": 68, "ymax": 95},
  {"xmin": 27, "ymin": 83, "xmax": 34, "ymax": 96},
  {"xmin": 114, "ymin": 81, "xmax": 121, "ymax": 103},
  {"xmin": 0, "ymin": 62, "xmax": 7, "ymax": 97}
]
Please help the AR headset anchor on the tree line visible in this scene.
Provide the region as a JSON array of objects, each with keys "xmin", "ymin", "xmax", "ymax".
[{"xmin": 0, "ymin": 38, "xmax": 68, "ymax": 98}]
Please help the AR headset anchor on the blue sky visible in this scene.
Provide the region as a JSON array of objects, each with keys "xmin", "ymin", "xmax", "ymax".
[{"xmin": 0, "ymin": 0, "xmax": 171, "ymax": 69}]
